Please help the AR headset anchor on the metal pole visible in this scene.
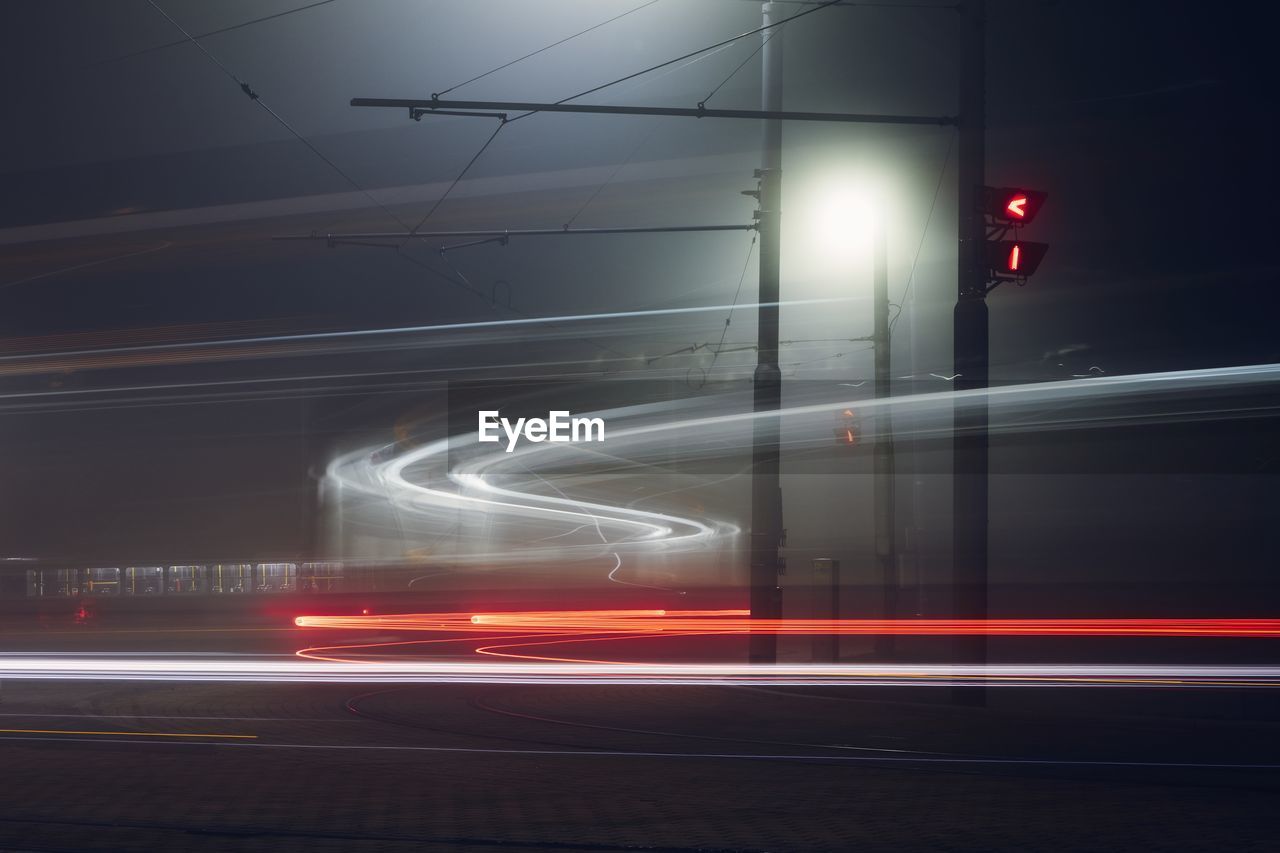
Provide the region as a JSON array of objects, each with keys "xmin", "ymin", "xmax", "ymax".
[
  {"xmin": 749, "ymin": 0, "xmax": 784, "ymax": 663},
  {"xmin": 350, "ymin": 97, "xmax": 955, "ymax": 127},
  {"xmin": 811, "ymin": 558, "xmax": 839, "ymax": 662},
  {"xmin": 907, "ymin": 212, "xmax": 924, "ymax": 620},
  {"xmin": 273, "ymin": 224, "xmax": 758, "ymax": 243},
  {"xmin": 953, "ymin": 0, "xmax": 988, "ymax": 701},
  {"xmin": 873, "ymin": 219, "xmax": 897, "ymax": 659}
]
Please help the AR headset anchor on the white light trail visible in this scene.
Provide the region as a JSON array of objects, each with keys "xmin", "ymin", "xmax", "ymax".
[
  {"xmin": 0, "ymin": 658, "xmax": 1277, "ymax": 687},
  {"xmin": 324, "ymin": 360, "xmax": 1280, "ymax": 573}
]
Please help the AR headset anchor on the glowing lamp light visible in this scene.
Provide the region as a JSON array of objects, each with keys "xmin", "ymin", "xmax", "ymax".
[{"xmin": 791, "ymin": 169, "xmax": 886, "ymax": 279}]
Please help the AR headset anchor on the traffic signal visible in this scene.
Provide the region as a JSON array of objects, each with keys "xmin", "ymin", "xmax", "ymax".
[
  {"xmin": 986, "ymin": 240, "xmax": 1049, "ymax": 278},
  {"xmin": 984, "ymin": 187, "xmax": 1048, "ymax": 226},
  {"xmin": 833, "ymin": 408, "xmax": 860, "ymax": 446},
  {"xmin": 983, "ymin": 185, "xmax": 1048, "ymax": 283}
]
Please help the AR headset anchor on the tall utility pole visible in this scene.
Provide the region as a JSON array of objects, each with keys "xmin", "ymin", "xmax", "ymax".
[
  {"xmin": 343, "ymin": 9, "xmax": 957, "ymax": 670},
  {"xmin": 749, "ymin": 0, "xmax": 784, "ymax": 663},
  {"xmin": 953, "ymin": 0, "xmax": 988, "ymax": 696},
  {"xmin": 872, "ymin": 222, "xmax": 897, "ymax": 658}
]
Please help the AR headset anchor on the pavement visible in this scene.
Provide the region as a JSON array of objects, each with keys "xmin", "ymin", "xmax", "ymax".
[{"xmin": 0, "ymin": 671, "xmax": 1277, "ymax": 852}]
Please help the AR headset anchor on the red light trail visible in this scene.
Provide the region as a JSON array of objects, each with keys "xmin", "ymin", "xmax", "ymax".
[
  {"xmin": 294, "ymin": 610, "xmax": 1280, "ymax": 638},
  {"xmin": 291, "ymin": 610, "xmax": 1280, "ymax": 668}
]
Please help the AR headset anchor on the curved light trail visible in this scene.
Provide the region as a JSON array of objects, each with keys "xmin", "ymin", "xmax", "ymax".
[{"xmin": 324, "ymin": 360, "xmax": 1280, "ymax": 587}]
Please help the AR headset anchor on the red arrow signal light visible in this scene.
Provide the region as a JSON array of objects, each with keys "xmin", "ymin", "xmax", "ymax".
[{"xmin": 984, "ymin": 187, "xmax": 1047, "ymax": 225}]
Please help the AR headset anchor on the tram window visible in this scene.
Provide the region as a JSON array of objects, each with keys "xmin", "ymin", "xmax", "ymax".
[
  {"xmin": 124, "ymin": 567, "xmax": 164, "ymax": 595},
  {"xmin": 167, "ymin": 566, "xmax": 208, "ymax": 594},
  {"xmin": 255, "ymin": 563, "xmax": 296, "ymax": 593},
  {"xmin": 85, "ymin": 568, "xmax": 120, "ymax": 596},
  {"xmin": 210, "ymin": 564, "xmax": 254, "ymax": 594},
  {"xmin": 301, "ymin": 562, "xmax": 344, "ymax": 593},
  {"xmin": 42, "ymin": 569, "xmax": 83, "ymax": 597}
]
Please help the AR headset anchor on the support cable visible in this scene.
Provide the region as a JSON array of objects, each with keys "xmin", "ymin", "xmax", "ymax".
[
  {"xmin": 434, "ymin": 0, "xmax": 663, "ymax": 97},
  {"xmin": 702, "ymin": 234, "xmax": 757, "ymax": 382},
  {"xmin": 90, "ymin": 0, "xmax": 341, "ymax": 68},
  {"xmin": 143, "ymin": 3, "xmax": 626, "ymax": 365},
  {"xmin": 553, "ymin": 31, "xmax": 765, "ymax": 228},
  {"xmin": 147, "ymin": 3, "xmax": 523, "ymax": 321},
  {"xmin": 562, "ymin": 127, "xmax": 657, "ymax": 229},
  {"xmin": 890, "ymin": 129, "xmax": 955, "ymax": 334},
  {"xmin": 406, "ymin": 120, "xmax": 506, "ymax": 236},
  {"xmin": 145, "ymin": 0, "xmax": 410, "ymax": 232},
  {"xmin": 732, "ymin": 0, "xmax": 956, "ymax": 7}
]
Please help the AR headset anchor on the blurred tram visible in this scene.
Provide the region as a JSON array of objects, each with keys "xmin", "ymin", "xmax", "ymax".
[{"xmin": 14, "ymin": 561, "xmax": 348, "ymax": 599}]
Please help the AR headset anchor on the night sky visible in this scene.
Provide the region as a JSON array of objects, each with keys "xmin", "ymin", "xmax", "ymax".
[{"xmin": 4, "ymin": 1, "xmax": 1277, "ymax": 367}]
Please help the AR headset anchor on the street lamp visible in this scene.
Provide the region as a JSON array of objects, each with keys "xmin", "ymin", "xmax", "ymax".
[
  {"xmin": 790, "ymin": 171, "xmax": 897, "ymax": 662},
  {"xmin": 791, "ymin": 171, "xmax": 883, "ymax": 284}
]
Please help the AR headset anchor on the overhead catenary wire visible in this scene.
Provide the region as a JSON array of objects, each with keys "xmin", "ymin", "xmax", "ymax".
[
  {"xmin": 434, "ymin": 0, "xmax": 664, "ymax": 97},
  {"xmin": 393, "ymin": 247, "xmax": 631, "ymax": 359},
  {"xmin": 699, "ymin": 28, "xmax": 780, "ymax": 108},
  {"xmin": 729, "ymin": 0, "xmax": 958, "ymax": 7},
  {"xmin": 88, "ymin": 0, "xmax": 341, "ymax": 68},
  {"xmin": 410, "ymin": 19, "xmax": 754, "ymax": 233},
  {"xmin": 786, "ymin": 343, "xmax": 876, "ymax": 372},
  {"xmin": 405, "ymin": 0, "xmax": 754, "ymax": 247},
  {"xmin": 503, "ymin": 0, "xmax": 842, "ymax": 121},
  {"xmin": 562, "ymin": 125, "xmax": 660, "ymax": 229},
  {"xmin": 144, "ymin": 0, "xmax": 411, "ymax": 233},
  {"xmin": 551, "ymin": 33, "xmax": 756, "ymax": 229},
  {"xmin": 210, "ymin": 1, "xmax": 849, "ymax": 372},
  {"xmin": 143, "ymin": 2, "xmax": 558, "ymax": 327}
]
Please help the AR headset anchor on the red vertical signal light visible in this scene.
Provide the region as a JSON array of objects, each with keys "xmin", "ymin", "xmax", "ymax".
[{"xmin": 986, "ymin": 241, "xmax": 1048, "ymax": 277}]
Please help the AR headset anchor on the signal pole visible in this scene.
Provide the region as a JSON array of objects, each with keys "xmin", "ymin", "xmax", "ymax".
[
  {"xmin": 340, "ymin": 8, "xmax": 958, "ymax": 670},
  {"xmin": 749, "ymin": 0, "xmax": 784, "ymax": 663},
  {"xmin": 873, "ymin": 220, "xmax": 897, "ymax": 659},
  {"xmin": 953, "ymin": 0, "xmax": 988, "ymax": 698}
]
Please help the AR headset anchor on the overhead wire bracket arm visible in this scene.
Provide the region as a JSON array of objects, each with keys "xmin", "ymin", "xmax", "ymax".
[
  {"xmin": 410, "ymin": 107, "xmax": 508, "ymax": 122},
  {"xmin": 353, "ymin": 97, "xmax": 956, "ymax": 127},
  {"xmin": 275, "ymin": 224, "xmax": 759, "ymax": 242}
]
